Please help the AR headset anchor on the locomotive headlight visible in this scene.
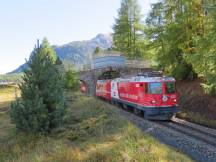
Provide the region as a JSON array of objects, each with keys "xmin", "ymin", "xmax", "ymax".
[
  {"xmin": 151, "ymin": 100, "xmax": 156, "ymax": 104},
  {"xmin": 173, "ymin": 99, "xmax": 177, "ymax": 102}
]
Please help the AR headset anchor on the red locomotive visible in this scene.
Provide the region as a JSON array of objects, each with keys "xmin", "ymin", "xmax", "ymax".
[{"xmin": 96, "ymin": 73, "xmax": 179, "ymax": 120}]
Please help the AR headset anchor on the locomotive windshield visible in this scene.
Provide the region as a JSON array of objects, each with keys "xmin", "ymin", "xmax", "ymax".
[
  {"xmin": 165, "ymin": 82, "xmax": 176, "ymax": 94},
  {"xmin": 148, "ymin": 82, "xmax": 162, "ymax": 94}
]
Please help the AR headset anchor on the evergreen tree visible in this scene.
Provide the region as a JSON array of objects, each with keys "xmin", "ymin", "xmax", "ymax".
[
  {"xmin": 113, "ymin": 0, "xmax": 144, "ymax": 57},
  {"xmin": 56, "ymin": 56, "xmax": 65, "ymax": 74},
  {"xmin": 10, "ymin": 39, "xmax": 66, "ymax": 133},
  {"xmin": 56, "ymin": 56, "xmax": 63, "ymax": 65}
]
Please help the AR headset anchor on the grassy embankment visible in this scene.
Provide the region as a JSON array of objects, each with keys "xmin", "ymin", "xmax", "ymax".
[
  {"xmin": 176, "ymin": 79, "xmax": 216, "ymax": 129},
  {"xmin": 0, "ymin": 86, "xmax": 193, "ymax": 162},
  {"xmin": 177, "ymin": 111, "xmax": 216, "ymax": 129}
]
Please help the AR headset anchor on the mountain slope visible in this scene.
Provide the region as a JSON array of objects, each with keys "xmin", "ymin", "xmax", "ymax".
[{"xmin": 10, "ymin": 33, "xmax": 112, "ymax": 73}]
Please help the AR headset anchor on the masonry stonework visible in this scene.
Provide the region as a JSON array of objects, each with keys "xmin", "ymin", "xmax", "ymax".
[{"xmin": 79, "ymin": 67, "xmax": 152, "ymax": 95}]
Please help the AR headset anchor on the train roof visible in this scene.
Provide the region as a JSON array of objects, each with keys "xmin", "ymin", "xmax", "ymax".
[
  {"xmin": 115, "ymin": 76, "xmax": 175, "ymax": 83},
  {"xmin": 98, "ymin": 76, "xmax": 176, "ymax": 83}
]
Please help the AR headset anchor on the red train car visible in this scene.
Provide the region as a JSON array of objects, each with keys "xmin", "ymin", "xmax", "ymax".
[
  {"xmin": 96, "ymin": 80, "xmax": 111, "ymax": 101},
  {"xmin": 96, "ymin": 74, "xmax": 179, "ymax": 120}
]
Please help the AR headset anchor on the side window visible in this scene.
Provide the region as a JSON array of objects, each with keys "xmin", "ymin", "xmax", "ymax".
[{"xmin": 166, "ymin": 82, "xmax": 176, "ymax": 94}]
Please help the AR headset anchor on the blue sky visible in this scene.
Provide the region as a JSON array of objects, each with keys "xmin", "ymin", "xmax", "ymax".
[{"xmin": 0, "ymin": 0, "xmax": 157, "ymax": 74}]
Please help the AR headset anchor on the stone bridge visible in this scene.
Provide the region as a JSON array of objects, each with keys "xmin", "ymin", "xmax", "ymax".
[{"xmin": 79, "ymin": 67, "xmax": 153, "ymax": 95}]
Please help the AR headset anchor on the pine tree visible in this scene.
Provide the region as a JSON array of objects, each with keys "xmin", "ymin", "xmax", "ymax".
[
  {"xmin": 56, "ymin": 56, "xmax": 63, "ymax": 65},
  {"xmin": 113, "ymin": 0, "xmax": 143, "ymax": 58},
  {"xmin": 10, "ymin": 39, "xmax": 66, "ymax": 133}
]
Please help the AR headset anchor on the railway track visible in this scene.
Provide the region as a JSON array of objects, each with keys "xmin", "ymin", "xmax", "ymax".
[
  {"xmin": 112, "ymin": 101, "xmax": 216, "ymax": 148},
  {"xmin": 157, "ymin": 117, "xmax": 216, "ymax": 147},
  {"xmin": 94, "ymin": 98, "xmax": 216, "ymax": 162},
  {"xmin": 96, "ymin": 98, "xmax": 216, "ymax": 148}
]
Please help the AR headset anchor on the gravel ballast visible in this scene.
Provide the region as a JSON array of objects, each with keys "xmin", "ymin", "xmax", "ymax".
[{"xmin": 119, "ymin": 108, "xmax": 216, "ymax": 162}]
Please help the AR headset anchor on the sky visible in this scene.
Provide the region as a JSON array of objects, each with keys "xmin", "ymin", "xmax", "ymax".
[{"xmin": 0, "ymin": 0, "xmax": 158, "ymax": 74}]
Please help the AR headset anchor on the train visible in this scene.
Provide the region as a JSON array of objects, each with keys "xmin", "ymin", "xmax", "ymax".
[{"xmin": 82, "ymin": 73, "xmax": 179, "ymax": 120}]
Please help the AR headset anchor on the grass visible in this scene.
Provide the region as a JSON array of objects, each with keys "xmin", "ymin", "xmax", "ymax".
[
  {"xmin": 0, "ymin": 85, "xmax": 20, "ymax": 109},
  {"xmin": 0, "ymin": 88, "xmax": 193, "ymax": 162}
]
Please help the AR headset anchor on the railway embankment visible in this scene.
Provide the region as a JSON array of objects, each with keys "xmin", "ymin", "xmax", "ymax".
[{"xmin": 176, "ymin": 78, "xmax": 216, "ymax": 128}]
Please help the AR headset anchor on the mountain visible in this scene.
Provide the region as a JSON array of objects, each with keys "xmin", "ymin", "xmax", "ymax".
[
  {"xmin": 10, "ymin": 33, "xmax": 112, "ymax": 73},
  {"xmin": 10, "ymin": 63, "xmax": 28, "ymax": 74}
]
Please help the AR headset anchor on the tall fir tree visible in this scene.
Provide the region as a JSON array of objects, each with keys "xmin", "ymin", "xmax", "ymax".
[
  {"xmin": 113, "ymin": 0, "xmax": 144, "ymax": 58},
  {"xmin": 10, "ymin": 38, "xmax": 66, "ymax": 133}
]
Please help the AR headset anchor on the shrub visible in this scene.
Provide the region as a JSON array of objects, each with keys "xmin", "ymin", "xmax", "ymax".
[
  {"xmin": 64, "ymin": 69, "xmax": 79, "ymax": 91},
  {"xmin": 171, "ymin": 62, "xmax": 197, "ymax": 80},
  {"xmin": 202, "ymin": 83, "xmax": 216, "ymax": 96}
]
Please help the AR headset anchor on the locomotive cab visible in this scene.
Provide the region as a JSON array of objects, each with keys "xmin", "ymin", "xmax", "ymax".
[
  {"xmin": 116, "ymin": 76, "xmax": 179, "ymax": 120},
  {"xmin": 142, "ymin": 78, "xmax": 178, "ymax": 120},
  {"xmin": 145, "ymin": 81, "xmax": 177, "ymax": 106}
]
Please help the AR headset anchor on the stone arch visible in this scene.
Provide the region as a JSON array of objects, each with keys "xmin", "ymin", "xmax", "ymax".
[
  {"xmin": 97, "ymin": 70, "xmax": 120, "ymax": 80},
  {"xmin": 79, "ymin": 67, "xmax": 153, "ymax": 95}
]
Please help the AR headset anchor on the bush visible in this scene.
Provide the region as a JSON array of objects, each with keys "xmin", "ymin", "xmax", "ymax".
[
  {"xmin": 171, "ymin": 62, "xmax": 197, "ymax": 80},
  {"xmin": 202, "ymin": 82, "xmax": 216, "ymax": 96},
  {"xmin": 64, "ymin": 69, "xmax": 79, "ymax": 91},
  {"xmin": 10, "ymin": 39, "xmax": 66, "ymax": 133}
]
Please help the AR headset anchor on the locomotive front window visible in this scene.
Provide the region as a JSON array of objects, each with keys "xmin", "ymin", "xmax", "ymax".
[
  {"xmin": 148, "ymin": 83, "xmax": 162, "ymax": 94},
  {"xmin": 166, "ymin": 82, "xmax": 176, "ymax": 94}
]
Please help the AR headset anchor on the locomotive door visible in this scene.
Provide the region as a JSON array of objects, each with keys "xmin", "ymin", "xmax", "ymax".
[{"xmin": 111, "ymin": 80, "xmax": 119, "ymax": 99}]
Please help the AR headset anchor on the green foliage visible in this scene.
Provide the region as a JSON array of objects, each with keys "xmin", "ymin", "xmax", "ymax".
[
  {"xmin": 64, "ymin": 69, "xmax": 79, "ymax": 91},
  {"xmin": 10, "ymin": 38, "xmax": 66, "ymax": 133},
  {"xmin": 55, "ymin": 56, "xmax": 63, "ymax": 65},
  {"xmin": 0, "ymin": 93, "xmax": 193, "ymax": 162},
  {"xmin": 113, "ymin": 0, "xmax": 215, "ymax": 95},
  {"xmin": 185, "ymin": 0, "xmax": 216, "ymax": 95},
  {"xmin": 144, "ymin": 0, "xmax": 216, "ymax": 95},
  {"xmin": 145, "ymin": 0, "xmax": 203, "ymax": 80},
  {"xmin": 39, "ymin": 38, "xmax": 57, "ymax": 62},
  {"xmin": 201, "ymin": 83, "xmax": 216, "ymax": 96},
  {"xmin": 94, "ymin": 46, "xmax": 102, "ymax": 54},
  {"xmin": 171, "ymin": 62, "xmax": 196, "ymax": 80},
  {"xmin": 113, "ymin": 0, "xmax": 145, "ymax": 58}
]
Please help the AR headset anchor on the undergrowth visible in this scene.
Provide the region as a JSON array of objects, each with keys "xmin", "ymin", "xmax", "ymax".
[{"xmin": 0, "ymin": 91, "xmax": 193, "ymax": 162}]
